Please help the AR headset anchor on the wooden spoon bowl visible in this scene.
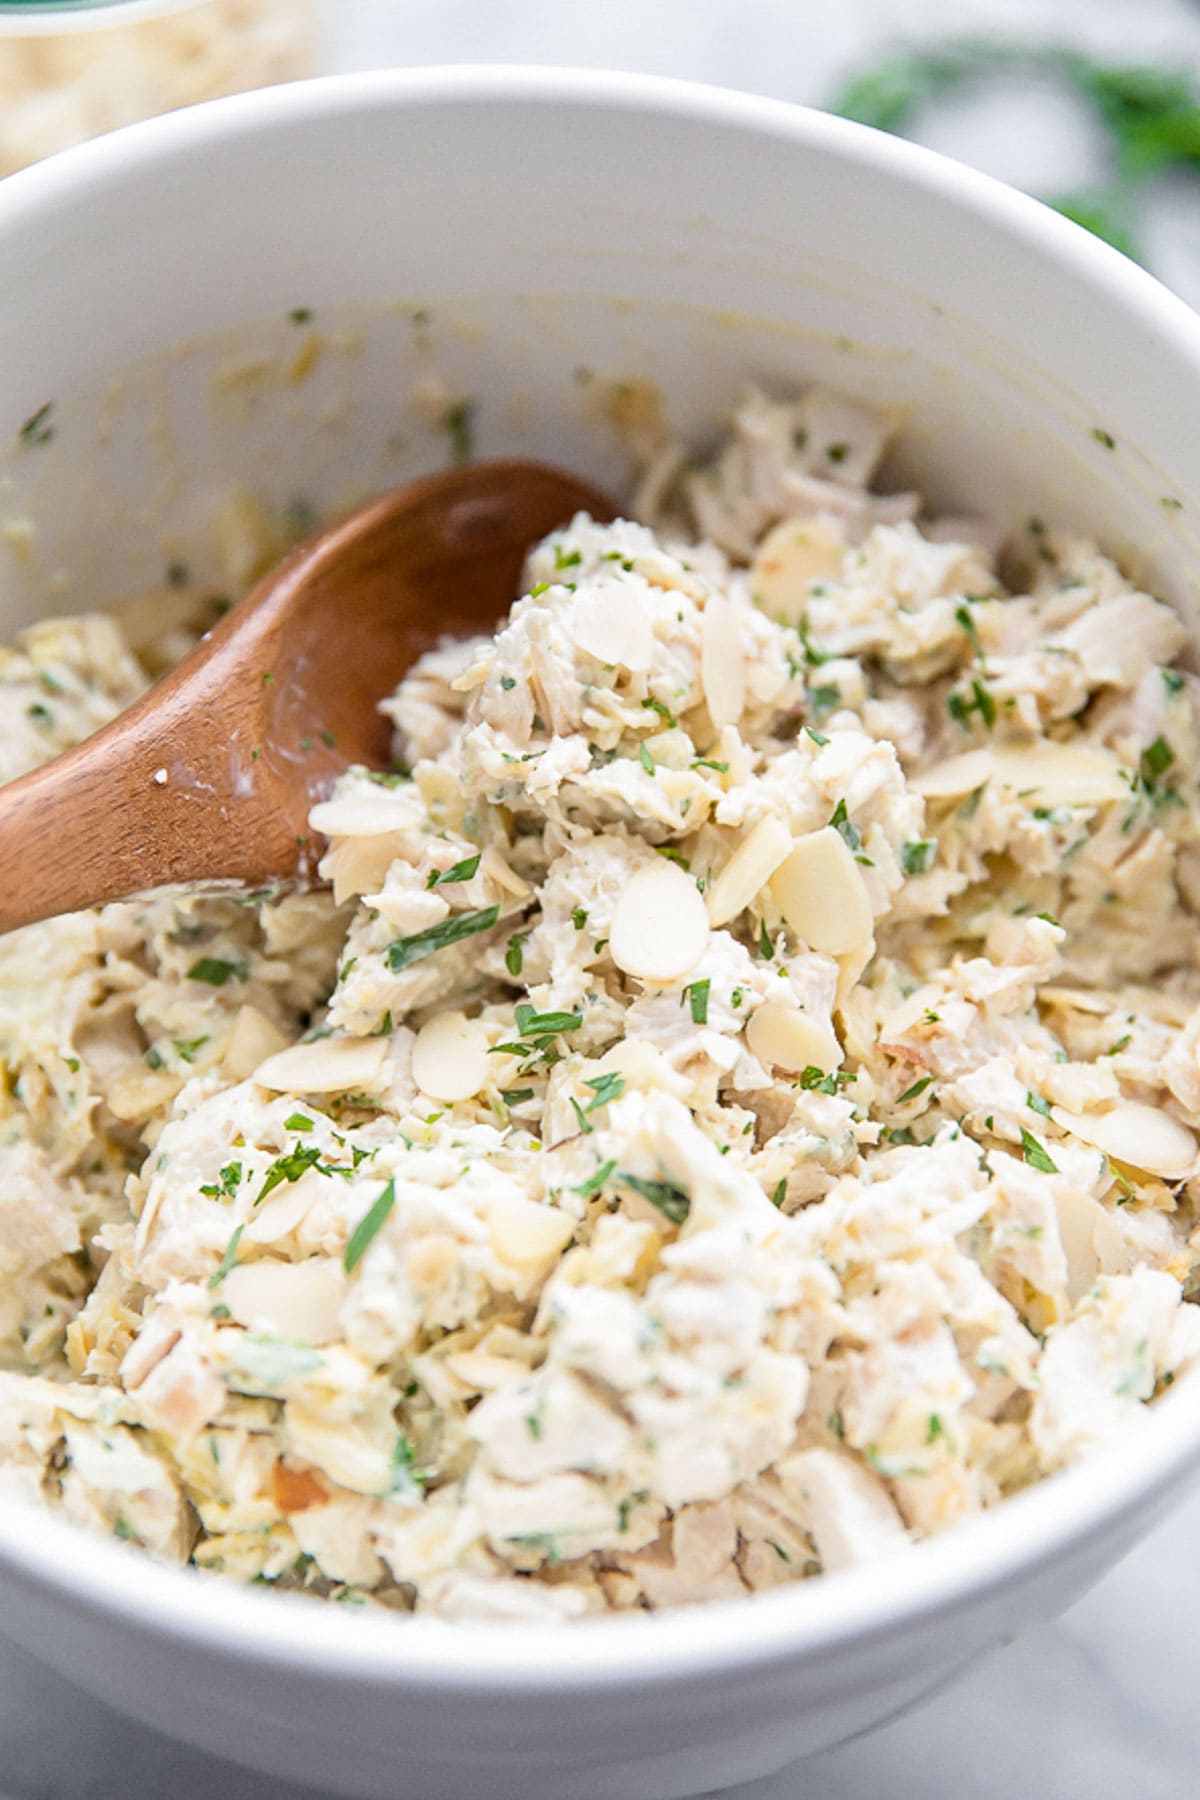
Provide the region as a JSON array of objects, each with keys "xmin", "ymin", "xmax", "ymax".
[{"xmin": 0, "ymin": 461, "xmax": 613, "ymax": 934}]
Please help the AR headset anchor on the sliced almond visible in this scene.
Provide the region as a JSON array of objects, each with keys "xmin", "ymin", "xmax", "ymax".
[
  {"xmin": 106, "ymin": 1067, "xmax": 182, "ymax": 1123},
  {"xmin": 309, "ymin": 786, "xmax": 418, "ymax": 839},
  {"xmin": 443, "ymin": 1350, "xmax": 531, "ymax": 1391},
  {"xmin": 770, "ymin": 826, "xmax": 874, "ymax": 957},
  {"xmin": 568, "ymin": 584, "xmax": 654, "ymax": 671},
  {"xmin": 750, "ymin": 515, "xmax": 845, "ymax": 624},
  {"xmin": 593, "ymin": 1037, "xmax": 679, "ymax": 1093},
  {"xmin": 222, "ymin": 1258, "xmax": 346, "ymax": 1345},
  {"xmin": 320, "ymin": 832, "xmax": 409, "ymax": 905},
  {"xmin": 242, "ymin": 1172, "xmax": 323, "ymax": 1244},
  {"xmin": 991, "ymin": 743, "xmax": 1129, "ymax": 807},
  {"xmin": 488, "ymin": 1195, "xmax": 576, "ymax": 1268},
  {"xmin": 609, "ymin": 858, "xmax": 709, "ymax": 984},
  {"xmin": 1051, "ymin": 1101, "xmax": 1197, "ymax": 1179},
  {"xmin": 410, "ymin": 1011, "xmax": 492, "ymax": 1103},
  {"xmin": 254, "ymin": 1035, "xmax": 389, "ymax": 1095},
  {"xmin": 746, "ymin": 1002, "xmax": 842, "ymax": 1074},
  {"xmin": 701, "ymin": 594, "xmax": 746, "ymax": 729},
  {"xmin": 705, "ymin": 815, "xmax": 794, "ymax": 927},
  {"xmin": 911, "ymin": 749, "xmax": 996, "ymax": 800},
  {"xmin": 223, "ymin": 1005, "xmax": 291, "ymax": 1081}
]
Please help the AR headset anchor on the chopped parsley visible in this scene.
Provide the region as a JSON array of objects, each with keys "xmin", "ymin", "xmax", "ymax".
[
  {"xmin": 638, "ymin": 742, "xmax": 655, "ymax": 775},
  {"xmin": 1026, "ymin": 1091, "xmax": 1053, "ymax": 1118},
  {"xmin": 18, "ymin": 402, "xmax": 55, "ymax": 447},
  {"xmin": 505, "ymin": 930, "xmax": 530, "ymax": 977},
  {"xmin": 583, "ymin": 1071, "xmax": 625, "ymax": 1112},
  {"xmin": 573, "ymin": 1159, "xmax": 616, "ymax": 1199},
  {"xmin": 804, "ymin": 726, "xmax": 829, "ymax": 747},
  {"xmin": 896, "ymin": 1075, "xmax": 933, "ymax": 1104},
  {"xmin": 200, "ymin": 1161, "xmax": 243, "ymax": 1200},
  {"xmin": 1140, "ymin": 735, "xmax": 1174, "ymax": 784},
  {"xmin": 900, "ymin": 839, "xmax": 937, "ymax": 876},
  {"xmin": 618, "ymin": 1171, "xmax": 691, "ymax": 1226},
  {"xmin": 954, "ymin": 603, "xmax": 987, "ymax": 669},
  {"xmin": 515, "ymin": 1004, "xmax": 582, "ymax": 1037},
  {"xmin": 426, "ymin": 853, "xmax": 481, "ymax": 888},
  {"xmin": 641, "ymin": 696, "xmax": 676, "ymax": 726},
  {"xmin": 187, "ymin": 956, "xmax": 248, "ymax": 986},
  {"xmin": 692, "ymin": 757, "xmax": 729, "ymax": 773},
  {"xmin": 385, "ymin": 905, "xmax": 499, "ymax": 972},
  {"xmin": 1020, "ymin": 1128, "xmax": 1059, "ymax": 1175},
  {"xmin": 683, "ymin": 978, "xmax": 710, "ymax": 1025},
  {"xmin": 443, "ymin": 398, "xmax": 475, "ymax": 466},
  {"xmin": 829, "ymin": 797, "xmax": 862, "ymax": 853},
  {"xmin": 207, "ymin": 1224, "xmax": 244, "ymax": 1288},
  {"xmin": 256, "ymin": 1143, "xmax": 322, "ymax": 1204},
  {"xmin": 800, "ymin": 1066, "xmax": 852, "ymax": 1095},
  {"xmin": 771, "ymin": 1177, "xmax": 787, "ymax": 1208},
  {"xmin": 571, "ymin": 907, "xmax": 588, "ymax": 930},
  {"xmin": 554, "ymin": 545, "xmax": 582, "ymax": 571},
  {"xmin": 807, "ymin": 684, "xmax": 841, "ymax": 718},
  {"xmin": 500, "ymin": 675, "xmax": 517, "ymax": 690},
  {"xmin": 344, "ymin": 1178, "xmax": 397, "ymax": 1274},
  {"xmin": 947, "ymin": 678, "xmax": 996, "ymax": 732},
  {"xmin": 1091, "ymin": 427, "xmax": 1116, "ymax": 449},
  {"xmin": 284, "ymin": 1113, "xmax": 313, "ymax": 1132}
]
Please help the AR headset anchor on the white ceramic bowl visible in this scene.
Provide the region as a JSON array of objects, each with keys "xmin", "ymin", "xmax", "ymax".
[{"xmin": 2, "ymin": 66, "xmax": 1200, "ymax": 1800}]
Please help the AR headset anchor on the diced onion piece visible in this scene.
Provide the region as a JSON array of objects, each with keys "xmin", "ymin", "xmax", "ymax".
[
  {"xmin": 223, "ymin": 1005, "xmax": 291, "ymax": 1081},
  {"xmin": 609, "ymin": 859, "xmax": 709, "ymax": 984},
  {"xmin": 255, "ymin": 1035, "xmax": 389, "ymax": 1095},
  {"xmin": 568, "ymin": 584, "xmax": 654, "ymax": 671},
  {"xmin": 701, "ymin": 593, "xmax": 746, "ymax": 728},
  {"xmin": 770, "ymin": 826, "xmax": 874, "ymax": 956},
  {"xmin": 990, "ymin": 743, "xmax": 1129, "ymax": 807},
  {"xmin": 750, "ymin": 515, "xmax": 845, "ymax": 624},
  {"xmin": 1051, "ymin": 1101, "xmax": 1197, "ymax": 1178},
  {"xmin": 911, "ymin": 750, "xmax": 996, "ymax": 800},
  {"xmin": 746, "ymin": 1002, "xmax": 842, "ymax": 1074},
  {"xmin": 411, "ymin": 1011, "xmax": 492, "ymax": 1102},
  {"xmin": 705, "ymin": 815, "xmax": 793, "ymax": 926},
  {"xmin": 222, "ymin": 1258, "xmax": 346, "ymax": 1345},
  {"xmin": 488, "ymin": 1195, "xmax": 576, "ymax": 1268}
]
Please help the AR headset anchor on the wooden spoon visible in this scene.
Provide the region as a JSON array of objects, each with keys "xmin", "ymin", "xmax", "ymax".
[{"xmin": 0, "ymin": 460, "xmax": 613, "ymax": 935}]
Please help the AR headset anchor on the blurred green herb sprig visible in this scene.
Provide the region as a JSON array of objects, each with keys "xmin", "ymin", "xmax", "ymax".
[{"xmin": 830, "ymin": 44, "xmax": 1200, "ymax": 262}]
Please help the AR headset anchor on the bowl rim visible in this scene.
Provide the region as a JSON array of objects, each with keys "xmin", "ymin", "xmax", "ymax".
[{"xmin": 3, "ymin": 61, "xmax": 1200, "ymax": 1693}]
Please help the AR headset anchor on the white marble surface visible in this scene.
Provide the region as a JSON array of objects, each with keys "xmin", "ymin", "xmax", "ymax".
[{"xmin": 6, "ymin": 1, "xmax": 1200, "ymax": 1794}]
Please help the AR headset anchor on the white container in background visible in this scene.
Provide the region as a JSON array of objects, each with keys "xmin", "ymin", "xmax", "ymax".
[{"xmin": 0, "ymin": 0, "xmax": 317, "ymax": 174}]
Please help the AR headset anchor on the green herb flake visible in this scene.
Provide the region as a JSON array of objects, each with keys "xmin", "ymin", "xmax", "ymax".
[
  {"xmin": 584, "ymin": 1071, "xmax": 626, "ymax": 1112},
  {"xmin": 1140, "ymin": 736, "xmax": 1174, "ymax": 784},
  {"xmin": 18, "ymin": 402, "xmax": 55, "ymax": 447},
  {"xmin": 900, "ymin": 839, "xmax": 936, "ymax": 876},
  {"xmin": 285, "ymin": 1112, "xmax": 314, "ymax": 1132},
  {"xmin": 207, "ymin": 1223, "xmax": 244, "ymax": 1288},
  {"xmin": 641, "ymin": 695, "xmax": 677, "ymax": 727},
  {"xmin": 896, "ymin": 1075, "xmax": 933, "ymax": 1104},
  {"xmin": 256, "ymin": 1143, "xmax": 322, "ymax": 1204},
  {"xmin": 1026, "ymin": 1091, "xmax": 1052, "ymax": 1118},
  {"xmin": 1020, "ymin": 1128, "xmax": 1059, "ymax": 1175},
  {"xmin": 618, "ymin": 1170, "xmax": 691, "ymax": 1226},
  {"xmin": 808, "ymin": 684, "xmax": 841, "ymax": 718},
  {"xmin": 1105, "ymin": 1034, "xmax": 1132, "ymax": 1056},
  {"xmin": 186, "ymin": 957, "xmax": 248, "ymax": 986},
  {"xmin": 426, "ymin": 852, "xmax": 481, "ymax": 888},
  {"xmin": 385, "ymin": 905, "xmax": 499, "ymax": 972},
  {"xmin": 529, "ymin": 581, "xmax": 550, "ymax": 598},
  {"xmin": 443, "ymin": 398, "xmax": 475, "ymax": 466},
  {"xmin": 573, "ymin": 1159, "xmax": 616, "ymax": 1199},
  {"xmin": 683, "ymin": 978, "xmax": 711, "ymax": 1025},
  {"xmin": 504, "ymin": 930, "xmax": 530, "ymax": 977},
  {"xmin": 1091, "ymin": 427, "xmax": 1116, "ymax": 449},
  {"xmin": 344, "ymin": 1178, "xmax": 397, "ymax": 1274},
  {"xmin": 569, "ymin": 1096, "xmax": 594, "ymax": 1136},
  {"xmin": 692, "ymin": 757, "xmax": 730, "ymax": 773},
  {"xmin": 514, "ymin": 1004, "xmax": 582, "ymax": 1037},
  {"xmin": 638, "ymin": 742, "xmax": 656, "ymax": 775},
  {"xmin": 804, "ymin": 726, "xmax": 829, "ymax": 746},
  {"xmin": 771, "ymin": 1177, "xmax": 787, "ymax": 1208}
]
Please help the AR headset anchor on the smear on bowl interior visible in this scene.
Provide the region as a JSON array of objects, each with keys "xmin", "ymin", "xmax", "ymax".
[{"xmin": 1, "ymin": 388, "xmax": 1199, "ymax": 1621}]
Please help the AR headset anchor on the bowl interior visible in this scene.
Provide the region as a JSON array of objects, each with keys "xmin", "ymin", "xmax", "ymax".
[
  {"xmin": 2, "ymin": 67, "xmax": 1200, "ymax": 1707},
  {"xmin": 3, "ymin": 69, "xmax": 1200, "ymax": 636}
]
